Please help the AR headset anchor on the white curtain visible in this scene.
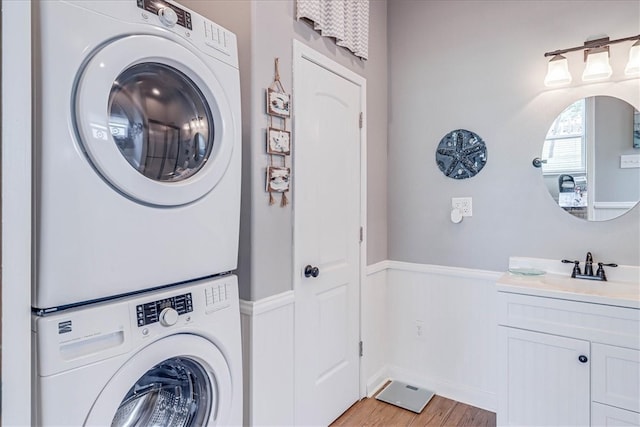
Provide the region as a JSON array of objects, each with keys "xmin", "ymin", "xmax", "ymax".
[{"xmin": 296, "ymin": 0, "xmax": 369, "ymax": 60}]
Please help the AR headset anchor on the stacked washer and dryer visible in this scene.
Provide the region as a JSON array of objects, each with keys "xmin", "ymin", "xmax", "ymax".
[{"xmin": 31, "ymin": 1, "xmax": 243, "ymax": 425}]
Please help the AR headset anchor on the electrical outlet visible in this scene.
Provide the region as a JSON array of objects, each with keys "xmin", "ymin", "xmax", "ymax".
[
  {"xmin": 452, "ymin": 197, "xmax": 473, "ymax": 217},
  {"xmin": 414, "ymin": 320, "xmax": 425, "ymax": 341}
]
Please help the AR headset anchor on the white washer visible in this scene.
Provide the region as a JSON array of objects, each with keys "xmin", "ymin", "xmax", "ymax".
[
  {"xmin": 33, "ymin": 0, "xmax": 241, "ymax": 310},
  {"xmin": 32, "ymin": 275, "xmax": 243, "ymax": 426}
]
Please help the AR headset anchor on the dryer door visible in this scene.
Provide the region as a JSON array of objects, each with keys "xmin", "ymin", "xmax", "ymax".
[
  {"xmin": 74, "ymin": 35, "xmax": 237, "ymax": 207},
  {"xmin": 85, "ymin": 334, "xmax": 233, "ymax": 426}
]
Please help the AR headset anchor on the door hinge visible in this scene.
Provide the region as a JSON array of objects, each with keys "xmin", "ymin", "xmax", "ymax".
[
  {"xmin": 359, "ymin": 112, "xmax": 363, "ymax": 129},
  {"xmin": 359, "ymin": 341, "xmax": 363, "ymax": 357},
  {"xmin": 359, "ymin": 226, "xmax": 363, "ymax": 243}
]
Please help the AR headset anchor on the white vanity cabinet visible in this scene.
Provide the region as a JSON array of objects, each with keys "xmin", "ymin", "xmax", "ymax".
[{"xmin": 496, "ymin": 280, "xmax": 640, "ymax": 427}]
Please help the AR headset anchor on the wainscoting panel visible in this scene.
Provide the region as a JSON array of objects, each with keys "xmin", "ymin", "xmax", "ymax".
[
  {"xmin": 362, "ymin": 262, "xmax": 391, "ymax": 396},
  {"xmin": 240, "ymin": 291, "xmax": 295, "ymax": 426},
  {"xmin": 241, "ymin": 263, "xmax": 501, "ymax": 425},
  {"xmin": 363, "ymin": 261, "xmax": 501, "ymax": 411}
]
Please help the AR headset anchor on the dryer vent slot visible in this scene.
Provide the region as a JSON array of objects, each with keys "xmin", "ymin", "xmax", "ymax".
[{"xmin": 60, "ymin": 330, "xmax": 125, "ymax": 360}]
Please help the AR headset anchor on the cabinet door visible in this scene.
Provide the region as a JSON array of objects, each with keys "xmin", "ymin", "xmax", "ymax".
[
  {"xmin": 592, "ymin": 343, "xmax": 640, "ymax": 413},
  {"xmin": 592, "ymin": 402, "xmax": 640, "ymax": 427},
  {"xmin": 498, "ymin": 327, "xmax": 590, "ymax": 426}
]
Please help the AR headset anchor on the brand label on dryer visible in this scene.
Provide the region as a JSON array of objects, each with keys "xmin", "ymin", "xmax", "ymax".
[{"xmin": 58, "ymin": 320, "xmax": 72, "ymax": 334}]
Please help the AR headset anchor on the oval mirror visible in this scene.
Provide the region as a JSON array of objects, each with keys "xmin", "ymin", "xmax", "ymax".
[{"xmin": 540, "ymin": 96, "xmax": 640, "ymax": 221}]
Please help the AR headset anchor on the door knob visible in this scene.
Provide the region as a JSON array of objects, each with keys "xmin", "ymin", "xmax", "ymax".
[
  {"xmin": 578, "ymin": 355, "xmax": 588, "ymax": 363},
  {"xmin": 304, "ymin": 265, "xmax": 320, "ymax": 278}
]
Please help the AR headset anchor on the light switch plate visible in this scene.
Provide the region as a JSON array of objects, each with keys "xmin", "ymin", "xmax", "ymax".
[{"xmin": 620, "ymin": 154, "xmax": 640, "ymax": 169}]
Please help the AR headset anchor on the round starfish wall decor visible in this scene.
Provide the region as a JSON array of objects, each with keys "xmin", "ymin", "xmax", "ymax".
[{"xmin": 435, "ymin": 129, "xmax": 487, "ymax": 179}]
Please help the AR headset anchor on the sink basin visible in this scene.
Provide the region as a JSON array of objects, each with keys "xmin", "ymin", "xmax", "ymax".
[
  {"xmin": 498, "ymin": 257, "xmax": 640, "ymax": 309},
  {"xmin": 541, "ymin": 274, "xmax": 640, "ymax": 301},
  {"xmin": 498, "ymin": 270, "xmax": 640, "ymax": 309}
]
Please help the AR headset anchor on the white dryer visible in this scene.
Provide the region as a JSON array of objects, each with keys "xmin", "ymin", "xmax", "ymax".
[
  {"xmin": 32, "ymin": 275, "xmax": 242, "ymax": 426},
  {"xmin": 33, "ymin": 0, "xmax": 241, "ymax": 310}
]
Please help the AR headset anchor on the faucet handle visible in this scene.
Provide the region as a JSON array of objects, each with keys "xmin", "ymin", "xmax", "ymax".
[
  {"xmin": 595, "ymin": 262, "xmax": 618, "ymax": 281},
  {"xmin": 599, "ymin": 263, "xmax": 618, "ymax": 268},
  {"xmin": 561, "ymin": 259, "xmax": 581, "ymax": 278}
]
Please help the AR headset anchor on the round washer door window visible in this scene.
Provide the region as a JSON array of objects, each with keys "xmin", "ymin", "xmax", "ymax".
[
  {"xmin": 112, "ymin": 357, "xmax": 211, "ymax": 426},
  {"xmin": 74, "ymin": 35, "xmax": 237, "ymax": 206},
  {"xmin": 85, "ymin": 335, "xmax": 233, "ymax": 426}
]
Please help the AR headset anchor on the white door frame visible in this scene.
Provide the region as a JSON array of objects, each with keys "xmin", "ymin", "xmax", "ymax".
[
  {"xmin": 291, "ymin": 39, "xmax": 368, "ymax": 399},
  {"xmin": 2, "ymin": 0, "xmax": 33, "ymax": 424}
]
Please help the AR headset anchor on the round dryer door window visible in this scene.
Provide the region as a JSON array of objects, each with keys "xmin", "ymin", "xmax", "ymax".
[
  {"xmin": 108, "ymin": 63, "xmax": 213, "ymax": 183},
  {"xmin": 74, "ymin": 35, "xmax": 237, "ymax": 206},
  {"xmin": 85, "ymin": 334, "xmax": 233, "ymax": 426}
]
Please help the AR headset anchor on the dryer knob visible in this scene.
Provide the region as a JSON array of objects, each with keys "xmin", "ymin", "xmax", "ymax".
[
  {"xmin": 159, "ymin": 307, "xmax": 179, "ymax": 326},
  {"xmin": 158, "ymin": 7, "xmax": 178, "ymax": 27}
]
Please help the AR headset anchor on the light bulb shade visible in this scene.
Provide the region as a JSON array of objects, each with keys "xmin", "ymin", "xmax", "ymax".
[
  {"xmin": 544, "ymin": 55, "xmax": 572, "ymax": 87},
  {"xmin": 625, "ymin": 40, "xmax": 640, "ymax": 76},
  {"xmin": 582, "ymin": 49, "xmax": 612, "ymax": 81}
]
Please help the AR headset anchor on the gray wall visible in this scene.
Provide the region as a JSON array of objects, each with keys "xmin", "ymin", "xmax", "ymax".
[
  {"xmin": 388, "ymin": 0, "xmax": 640, "ymax": 271},
  {"xmin": 182, "ymin": 0, "xmax": 388, "ymax": 300}
]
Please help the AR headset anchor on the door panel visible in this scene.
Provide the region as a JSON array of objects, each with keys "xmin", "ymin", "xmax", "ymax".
[{"xmin": 293, "ymin": 43, "xmax": 365, "ymax": 426}]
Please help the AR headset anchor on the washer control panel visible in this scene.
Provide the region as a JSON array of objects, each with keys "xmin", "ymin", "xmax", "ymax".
[
  {"xmin": 136, "ymin": 293, "xmax": 193, "ymax": 327},
  {"xmin": 136, "ymin": 0, "xmax": 192, "ymax": 30}
]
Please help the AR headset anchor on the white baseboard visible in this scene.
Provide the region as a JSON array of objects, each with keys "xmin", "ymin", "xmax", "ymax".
[{"xmin": 365, "ymin": 365, "xmax": 390, "ymax": 397}]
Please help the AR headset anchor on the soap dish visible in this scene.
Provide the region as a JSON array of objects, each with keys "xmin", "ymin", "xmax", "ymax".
[{"xmin": 508, "ymin": 268, "xmax": 546, "ymax": 276}]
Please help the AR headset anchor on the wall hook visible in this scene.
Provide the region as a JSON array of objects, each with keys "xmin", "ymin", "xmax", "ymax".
[
  {"xmin": 532, "ymin": 157, "xmax": 547, "ymax": 168},
  {"xmin": 451, "ymin": 208, "xmax": 463, "ymax": 224}
]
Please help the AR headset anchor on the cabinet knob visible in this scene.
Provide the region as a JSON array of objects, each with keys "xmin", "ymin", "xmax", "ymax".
[
  {"xmin": 304, "ymin": 265, "xmax": 320, "ymax": 278},
  {"xmin": 578, "ymin": 355, "xmax": 588, "ymax": 363}
]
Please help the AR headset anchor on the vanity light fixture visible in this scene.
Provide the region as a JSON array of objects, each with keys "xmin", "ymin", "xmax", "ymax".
[
  {"xmin": 543, "ymin": 34, "xmax": 640, "ymax": 87},
  {"xmin": 582, "ymin": 47, "xmax": 612, "ymax": 81},
  {"xmin": 625, "ymin": 39, "xmax": 640, "ymax": 76},
  {"xmin": 544, "ymin": 55, "xmax": 572, "ymax": 86}
]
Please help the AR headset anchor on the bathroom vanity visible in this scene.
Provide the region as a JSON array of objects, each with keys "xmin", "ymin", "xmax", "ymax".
[{"xmin": 496, "ymin": 258, "xmax": 640, "ymax": 426}]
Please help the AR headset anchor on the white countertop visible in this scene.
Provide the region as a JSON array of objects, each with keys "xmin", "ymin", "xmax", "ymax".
[{"xmin": 497, "ymin": 257, "xmax": 640, "ymax": 309}]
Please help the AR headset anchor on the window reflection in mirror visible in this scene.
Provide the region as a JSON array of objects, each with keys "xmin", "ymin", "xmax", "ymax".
[{"xmin": 541, "ymin": 96, "xmax": 640, "ymax": 221}]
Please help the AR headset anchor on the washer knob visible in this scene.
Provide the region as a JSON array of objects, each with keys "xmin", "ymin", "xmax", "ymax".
[
  {"xmin": 158, "ymin": 7, "xmax": 178, "ymax": 27},
  {"xmin": 159, "ymin": 307, "xmax": 179, "ymax": 326}
]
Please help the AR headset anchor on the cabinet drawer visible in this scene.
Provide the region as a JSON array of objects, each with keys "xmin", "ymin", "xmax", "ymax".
[
  {"xmin": 592, "ymin": 402, "xmax": 640, "ymax": 427},
  {"xmin": 592, "ymin": 343, "xmax": 640, "ymax": 413},
  {"xmin": 497, "ymin": 292, "xmax": 640, "ymax": 349}
]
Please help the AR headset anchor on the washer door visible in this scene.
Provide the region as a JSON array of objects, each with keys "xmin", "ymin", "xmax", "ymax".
[
  {"xmin": 74, "ymin": 35, "xmax": 236, "ymax": 206},
  {"xmin": 85, "ymin": 335, "xmax": 233, "ymax": 426}
]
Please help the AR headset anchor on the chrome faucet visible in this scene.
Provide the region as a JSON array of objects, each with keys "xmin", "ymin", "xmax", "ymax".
[{"xmin": 561, "ymin": 253, "xmax": 618, "ymax": 281}]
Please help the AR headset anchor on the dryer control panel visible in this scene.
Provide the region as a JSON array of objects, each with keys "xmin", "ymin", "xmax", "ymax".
[
  {"xmin": 136, "ymin": 293, "xmax": 193, "ymax": 327},
  {"xmin": 137, "ymin": 0, "xmax": 192, "ymax": 30}
]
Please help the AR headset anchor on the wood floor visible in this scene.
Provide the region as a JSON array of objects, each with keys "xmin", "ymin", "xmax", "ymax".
[{"xmin": 330, "ymin": 394, "xmax": 496, "ymax": 427}]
